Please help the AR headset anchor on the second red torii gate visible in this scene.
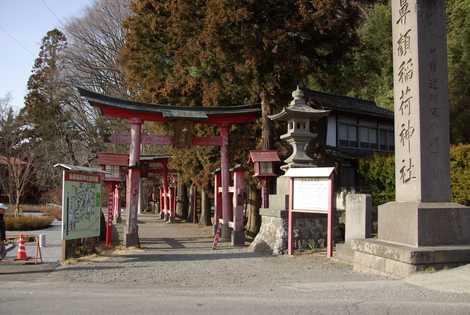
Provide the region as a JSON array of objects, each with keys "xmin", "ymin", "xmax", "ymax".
[{"xmin": 79, "ymin": 88, "xmax": 260, "ymax": 247}]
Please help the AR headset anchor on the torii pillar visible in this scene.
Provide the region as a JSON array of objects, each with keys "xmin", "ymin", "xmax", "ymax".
[
  {"xmin": 125, "ymin": 118, "xmax": 142, "ymax": 247},
  {"xmin": 220, "ymin": 124, "xmax": 231, "ymax": 241}
]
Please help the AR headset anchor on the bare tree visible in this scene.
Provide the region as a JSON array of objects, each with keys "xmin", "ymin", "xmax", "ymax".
[
  {"xmin": 58, "ymin": 0, "xmax": 131, "ymax": 164},
  {"xmin": 63, "ymin": 0, "xmax": 130, "ymax": 97},
  {"xmin": 0, "ymin": 95, "xmax": 35, "ymax": 216}
]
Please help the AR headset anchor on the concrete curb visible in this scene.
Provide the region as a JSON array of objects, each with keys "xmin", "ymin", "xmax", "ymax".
[{"xmin": 0, "ymin": 262, "xmax": 59, "ymax": 274}]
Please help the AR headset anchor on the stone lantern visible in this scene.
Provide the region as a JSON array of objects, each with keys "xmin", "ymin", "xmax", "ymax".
[{"xmin": 269, "ymin": 87, "xmax": 330, "ymax": 170}]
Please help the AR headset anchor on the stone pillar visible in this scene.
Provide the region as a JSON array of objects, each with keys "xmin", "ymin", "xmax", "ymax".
[
  {"xmin": 125, "ymin": 118, "xmax": 142, "ymax": 247},
  {"xmin": 345, "ymin": 194, "xmax": 372, "ymax": 242},
  {"xmin": 219, "ymin": 125, "xmax": 231, "ymax": 241},
  {"xmin": 379, "ymin": 0, "xmax": 470, "ymax": 247}
]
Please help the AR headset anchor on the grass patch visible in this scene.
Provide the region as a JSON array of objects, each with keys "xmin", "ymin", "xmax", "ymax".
[
  {"xmin": 45, "ymin": 205, "xmax": 62, "ymax": 221},
  {"xmin": 5, "ymin": 215, "xmax": 54, "ymax": 231}
]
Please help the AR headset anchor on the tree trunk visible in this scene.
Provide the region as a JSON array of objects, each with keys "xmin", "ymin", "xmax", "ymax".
[
  {"xmin": 187, "ymin": 183, "xmax": 195, "ymax": 222},
  {"xmin": 176, "ymin": 180, "xmax": 188, "ymax": 219},
  {"xmin": 260, "ymin": 91, "xmax": 273, "ymax": 150},
  {"xmin": 246, "ymin": 184, "xmax": 261, "ymax": 236},
  {"xmin": 15, "ymin": 189, "xmax": 21, "ymax": 217},
  {"xmin": 199, "ymin": 187, "xmax": 211, "ymax": 226},
  {"xmin": 64, "ymin": 132, "xmax": 79, "ymax": 165}
]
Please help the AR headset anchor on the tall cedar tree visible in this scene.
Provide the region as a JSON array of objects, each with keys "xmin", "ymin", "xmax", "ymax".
[
  {"xmin": 121, "ymin": 0, "xmax": 364, "ymax": 182},
  {"xmin": 23, "ymin": 29, "xmax": 78, "ymax": 192}
]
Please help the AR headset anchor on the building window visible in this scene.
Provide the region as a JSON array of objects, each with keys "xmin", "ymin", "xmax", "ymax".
[
  {"xmin": 338, "ymin": 117, "xmax": 393, "ymax": 151},
  {"xmin": 379, "ymin": 128, "xmax": 394, "ymax": 151},
  {"xmin": 359, "ymin": 126, "xmax": 378, "ymax": 149}
]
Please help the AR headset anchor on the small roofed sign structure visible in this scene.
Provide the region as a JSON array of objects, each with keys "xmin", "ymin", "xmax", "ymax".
[
  {"xmin": 78, "ymin": 88, "xmax": 261, "ymax": 246},
  {"xmin": 249, "ymin": 150, "xmax": 280, "ymax": 208}
]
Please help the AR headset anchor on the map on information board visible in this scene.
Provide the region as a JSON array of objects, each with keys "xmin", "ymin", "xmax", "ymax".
[
  {"xmin": 293, "ymin": 177, "xmax": 329, "ymax": 212},
  {"xmin": 62, "ymin": 172, "xmax": 102, "ymax": 240}
]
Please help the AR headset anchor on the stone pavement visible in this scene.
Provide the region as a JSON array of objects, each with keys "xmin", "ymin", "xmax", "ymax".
[{"xmin": 1, "ymin": 214, "xmax": 470, "ymax": 315}]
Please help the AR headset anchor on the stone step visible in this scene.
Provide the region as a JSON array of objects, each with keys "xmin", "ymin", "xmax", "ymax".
[{"xmin": 335, "ymin": 242, "xmax": 354, "ymax": 264}]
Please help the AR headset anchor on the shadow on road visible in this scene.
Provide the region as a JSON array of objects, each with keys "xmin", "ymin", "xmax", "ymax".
[{"xmin": 118, "ymin": 251, "xmax": 266, "ymax": 263}]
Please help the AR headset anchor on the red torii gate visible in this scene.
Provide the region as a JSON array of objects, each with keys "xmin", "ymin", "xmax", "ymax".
[
  {"xmin": 98, "ymin": 153, "xmax": 175, "ymax": 245},
  {"xmin": 79, "ymin": 88, "xmax": 260, "ymax": 247}
]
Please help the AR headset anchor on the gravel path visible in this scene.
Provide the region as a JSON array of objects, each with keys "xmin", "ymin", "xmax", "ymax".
[{"xmin": 45, "ymin": 215, "xmax": 382, "ymax": 289}]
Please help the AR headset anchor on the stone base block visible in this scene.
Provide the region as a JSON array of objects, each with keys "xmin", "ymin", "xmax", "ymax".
[
  {"xmin": 221, "ymin": 223, "xmax": 231, "ymax": 242},
  {"xmin": 124, "ymin": 232, "xmax": 139, "ymax": 247},
  {"xmin": 379, "ymin": 202, "xmax": 470, "ymax": 247},
  {"xmin": 231, "ymin": 230, "xmax": 245, "ymax": 246},
  {"xmin": 250, "ymin": 214, "xmax": 287, "ymax": 255},
  {"xmin": 167, "ymin": 216, "xmax": 175, "ymax": 224},
  {"xmin": 335, "ymin": 243, "xmax": 354, "ymax": 262},
  {"xmin": 336, "ymin": 239, "xmax": 470, "ymax": 278}
]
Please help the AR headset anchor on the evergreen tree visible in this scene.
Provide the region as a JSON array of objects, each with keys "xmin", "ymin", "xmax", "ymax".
[
  {"xmin": 22, "ymin": 29, "xmax": 78, "ymax": 191},
  {"xmin": 448, "ymin": 0, "xmax": 470, "ymax": 143},
  {"xmin": 121, "ymin": 1, "xmax": 366, "ymax": 226}
]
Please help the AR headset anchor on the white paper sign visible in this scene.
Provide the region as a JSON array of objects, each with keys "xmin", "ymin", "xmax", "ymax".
[{"xmin": 293, "ymin": 177, "xmax": 329, "ymax": 212}]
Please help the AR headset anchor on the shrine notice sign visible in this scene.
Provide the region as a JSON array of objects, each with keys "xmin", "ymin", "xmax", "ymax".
[
  {"xmin": 293, "ymin": 177, "xmax": 329, "ymax": 213},
  {"xmin": 61, "ymin": 171, "xmax": 102, "ymax": 240},
  {"xmin": 285, "ymin": 167, "xmax": 335, "ymax": 257}
]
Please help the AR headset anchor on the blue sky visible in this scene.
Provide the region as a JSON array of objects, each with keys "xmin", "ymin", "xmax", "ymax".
[{"xmin": 0, "ymin": 0, "xmax": 95, "ymax": 110}]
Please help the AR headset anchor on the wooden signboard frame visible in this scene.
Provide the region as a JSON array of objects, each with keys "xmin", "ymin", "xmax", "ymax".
[
  {"xmin": 54, "ymin": 164, "xmax": 108, "ymax": 260},
  {"xmin": 285, "ymin": 167, "xmax": 335, "ymax": 257}
]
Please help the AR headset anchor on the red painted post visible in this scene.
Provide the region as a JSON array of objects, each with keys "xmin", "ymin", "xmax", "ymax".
[
  {"xmin": 163, "ymin": 161, "xmax": 170, "ymax": 222},
  {"xmin": 232, "ymin": 168, "xmax": 245, "ymax": 246},
  {"xmin": 105, "ymin": 183, "xmax": 114, "ymax": 247},
  {"xmin": 159, "ymin": 187, "xmax": 164, "ymax": 219},
  {"xmin": 213, "ymin": 172, "xmax": 222, "ymax": 234},
  {"xmin": 288, "ymin": 178, "xmax": 294, "ymax": 255},
  {"xmin": 113, "ymin": 183, "xmax": 120, "ymax": 223},
  {"xmin": 327, "ymin": 174, "xmax": 334, "ymax": 258},
  {"xmin": 125, "ymin": 117, "xmax": 142, "ymax": 247},
  {"xmin": 171, "ymin": 186, "xmax": 177, "ymax": 219},
  {"xmin": 219, "ymin": 125, "xmax": 231, "ymax": 241}
]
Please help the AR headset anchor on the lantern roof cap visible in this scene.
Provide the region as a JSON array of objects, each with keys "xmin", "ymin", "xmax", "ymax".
[{"xmin": 269, "ymin": 87, "xmax": 330, "ymax": 121}]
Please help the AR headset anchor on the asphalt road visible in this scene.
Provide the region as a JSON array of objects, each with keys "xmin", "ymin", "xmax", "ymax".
[{"xmin": 1, "ymin": 216, "xmax": 469, "ymax": 315}]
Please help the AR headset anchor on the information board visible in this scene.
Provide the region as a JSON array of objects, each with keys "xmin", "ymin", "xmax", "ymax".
[
  {"xmin": 62, "ymin": 172, "xmax": 102, "ymax": 240},
  {"xmin": 293, "ymin": 177, "xmax": 329, "ymax": 212}
]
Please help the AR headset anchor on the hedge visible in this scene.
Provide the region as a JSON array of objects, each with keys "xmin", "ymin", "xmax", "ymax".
[
  {"xmin": 5, "ymin": 215, "xmax": 54, "ymax": 231},
  {"xmin": 358, "ymin": 144, "xmax": 470, "ymax": 206}
]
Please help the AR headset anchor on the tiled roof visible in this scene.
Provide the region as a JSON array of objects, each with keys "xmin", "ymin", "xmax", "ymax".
[
  {"xmin": 77, "ymin": 87, "xmax": 261, "ymax": 119},
  {"xmin": 304, "ymin": 89, "xmax": 394, "ymax": 120},
  {"xmin": 249, "ymin": 150, "xmax": 281, "ymax": 162}
]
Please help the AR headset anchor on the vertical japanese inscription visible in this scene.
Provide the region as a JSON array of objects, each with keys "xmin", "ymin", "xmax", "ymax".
[{"xmin": 394, "ymin": 0, "xmax": 416, "ymax": 186}]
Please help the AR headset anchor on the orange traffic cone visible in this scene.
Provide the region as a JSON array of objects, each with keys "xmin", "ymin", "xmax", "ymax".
[{"xmin": 15, "ymin": 234, "xmax": 29, "ymax": 261}]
